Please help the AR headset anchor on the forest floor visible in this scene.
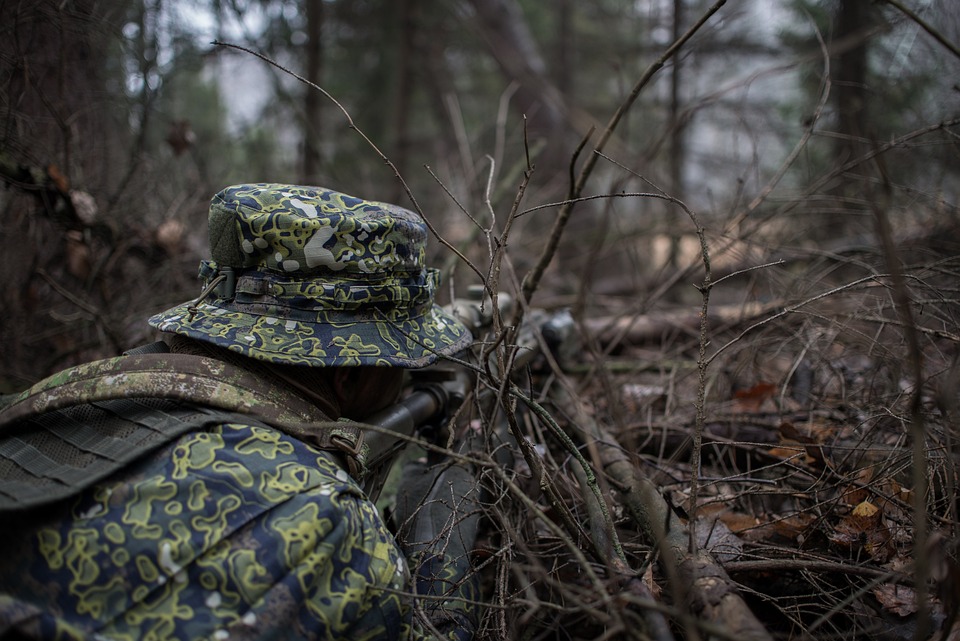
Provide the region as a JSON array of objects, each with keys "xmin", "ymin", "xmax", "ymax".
[{"xmin": 470, "ymin": 228, "xmax": 960, "ymax": 641}]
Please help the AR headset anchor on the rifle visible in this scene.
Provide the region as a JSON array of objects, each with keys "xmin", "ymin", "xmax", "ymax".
[
  {"xmin": 360, "ymin": 286, "xmax": 576, "ymax": 640},
  {"xmin": 360, "ymin": 286, "xmax": 576, "ymax": 493}
]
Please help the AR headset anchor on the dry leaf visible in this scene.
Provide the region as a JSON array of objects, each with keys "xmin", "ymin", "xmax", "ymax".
[
  {"xmin": 726, "ymin": 511, "xmax": 816, "ymax": 544},
  {"xmin": 771, "ymin": 513, "xmax": 817, "ymax": 544},
  {"xmin": 779, "ymin": 419, "xmax": 839, "ymax": 468},
  {"xmin": 829, "ymin": 500, "xmax": 895, "ymax": 562},
  {"xmin": 66, "ymin": 230, "xmax": 91, "ymax": 281},
  {"xmin": 780, "ymin": 419, "xmax": 830, "ymax": 442},
  {"xmin": 695, "ymin": 517, "xmax": 743, "ymax": 563},
  {"xmin": 873, "ymin": 583, "xmax": 918, "ymax": 617},
  {"xmin": 768, "ymin": 444, "xmax": 806, "ymax": 460},
  {"xmin": 840, "ymin": 468, "xmax": 874, "ymax": 506},
  {"xmin": 70, "ymin": 190, "xmax": 98, "ymax": 224},
  {"xmin": 733, "ymin": 382, "xmax": 777, "ymax": 412},
  {"xmin": 166, "ymin": 120, "xmax": 196, "ymax": 156},
  {"xmin": 852, "ymin": 500, "xmax": 879, "ymax": 520},
  {"xmin": 46, "ymin": 163, "xmax": 70, "ymax": 193},
  {"xmin": 155, "ymin": 218, "xmax": 184, "ymax": 255},
  {"xmin": 643, "ymin": 564, "xmax": 661, "ymax": 600},
  {"xmin": 718, "ymin": 511, "xmax": 761, "ymax": 534}
]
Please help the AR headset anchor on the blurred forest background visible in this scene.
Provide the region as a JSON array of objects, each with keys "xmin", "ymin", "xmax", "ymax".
[
  {"xmin": 2, "ymin": 1, "xmax": 960, "ymax": 639},
  {"xmin": 2, "ymin": 0, "xmax": 956, "ymax": 384}
]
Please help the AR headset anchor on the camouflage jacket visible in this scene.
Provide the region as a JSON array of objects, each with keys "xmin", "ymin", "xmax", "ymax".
[{"xmin": 0, "ymin": 346, "xmax": 478, "ymax": 641}]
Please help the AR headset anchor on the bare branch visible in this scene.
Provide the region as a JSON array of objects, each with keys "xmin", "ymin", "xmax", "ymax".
[{"xmin": 519, "ymin": 0, "xmax": 727, "ymax": 306}]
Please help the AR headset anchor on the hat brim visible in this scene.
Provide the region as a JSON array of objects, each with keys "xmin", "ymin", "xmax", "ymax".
[{"xmin": 148, "ymin": 302, "xmax": 473, "ymax": 368}]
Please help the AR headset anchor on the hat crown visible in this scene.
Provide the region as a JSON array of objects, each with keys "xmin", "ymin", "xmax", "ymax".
[
  {"xmin": 150, "ymin": 184, "xmax": 472, "ymax": 367},
  {"xmin": 209, "ymin": 184, "xmax": 427, "ymax": 276}
]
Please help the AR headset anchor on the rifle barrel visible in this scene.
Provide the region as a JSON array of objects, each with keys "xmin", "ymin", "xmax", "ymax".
[
  {"xmin": 362, "ymin": 386, "xmax": 448, "ymax": 472},
  {"xmin": 368, "ymin": 388, "xmax": 443, "ymax": 435}
]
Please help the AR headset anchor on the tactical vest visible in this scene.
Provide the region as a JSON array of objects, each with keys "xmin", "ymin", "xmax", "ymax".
[{"xmin": 0, "ymin": 345, "xmax": 370, "ymax": 511}]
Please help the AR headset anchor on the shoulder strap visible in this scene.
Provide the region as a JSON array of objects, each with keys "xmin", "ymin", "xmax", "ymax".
[
  {"xmin": 0, "ymin": 400, "xmax": 254, "ymax": 511},
  {"xmin": 122, "ymin": 340, "xmax": 172, "ymax": 356},
  {"xmin": 0, "ymin": 354, "xmax": 371, "ymax": 479}
]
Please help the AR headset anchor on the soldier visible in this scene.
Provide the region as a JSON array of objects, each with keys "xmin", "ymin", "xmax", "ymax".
[{"xmin": 0, "ymin": 184, "xmax": 475, "ymax": 641}]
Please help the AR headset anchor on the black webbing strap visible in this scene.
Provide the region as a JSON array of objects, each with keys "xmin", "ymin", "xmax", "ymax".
[
  {"xmin": 0, "ymin": 353, "xmax": 380, "ymax": 504},
  {"xmin": 122, "ymin": 341, "xmax": 171, "ymax": 356},
  {"xmin": 0, "ymin": 399, "xmax": 265, "ymax": 512}
]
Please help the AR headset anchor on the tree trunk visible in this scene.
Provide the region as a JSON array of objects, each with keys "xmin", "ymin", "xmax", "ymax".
[
  {"xmin": 668, "ymin": 0, "xmax": 685, "ymax": 269},
  {"xmin": 825, "ymin": 0, "xmax": 876, "ymax": 237},
  {"xmin": 301, "ymin": 0, "xmax": 324, "ymax": 184},
  {"xmin": 464, "ymin": 0, "xmax": 566, "ymax": 160},
  {"xmin": 388, "ymin": 0, "xmax": 418, "ymax": 202},
  {"xmin": 553, "ymin": 0, "xmax": 573, "ymax": 99},
  {"xmin": 833, "ymin": 0, "xmax": 871, "ymax": 165},
  {"xmin": 0, "ymin": 0, "xmax": 130, "ymax": 384}
]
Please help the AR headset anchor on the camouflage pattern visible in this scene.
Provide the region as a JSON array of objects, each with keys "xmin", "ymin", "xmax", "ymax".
[
  {"xmin": 0, "ymin": 420, "xmax": 412, "ymax": 641},
  {"xmin": 149, "ymin": 184, "xmax": 471, "ymax": 368},
  {"xmin": 0, "ymin": 353, "xmax": 374, "ymax": 511},
  {"xmin": 0, "ymin": 352, "xmax": 476, "ymax": 640},
  {"xmin": 0, "ymin": 183, "xmax": 482, "ymax": 639},
  {"xmin": 407, "ymin": 552, "xmax": 480, "ymax": 641},
  {"xmin": 0, "ymin": 353, "xmax": 333, "ymax": 431}
]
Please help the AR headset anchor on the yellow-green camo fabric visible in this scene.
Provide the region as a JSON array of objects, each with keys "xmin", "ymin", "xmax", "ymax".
[
  {"xmin": 149, "ymin": 184, "xmax": 472, "ymax": 368},
  {"xmin": 0, "ymin": 421, "xmax": 412, "ymax": 640}
]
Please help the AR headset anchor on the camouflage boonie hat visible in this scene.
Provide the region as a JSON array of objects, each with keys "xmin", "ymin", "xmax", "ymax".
[{"xmin": 149, "ymin": 184, "xmax": 472, "ymax": 367}]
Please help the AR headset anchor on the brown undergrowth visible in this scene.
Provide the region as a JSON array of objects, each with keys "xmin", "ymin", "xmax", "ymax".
[{"xmin": 464, "ymin": 229, "xmax": 960, "ymax": 640}]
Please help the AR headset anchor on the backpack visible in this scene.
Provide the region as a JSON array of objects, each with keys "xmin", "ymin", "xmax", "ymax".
[{"xmin": 0, "ymin": 344, "xmax": 369, "ymax": 511}]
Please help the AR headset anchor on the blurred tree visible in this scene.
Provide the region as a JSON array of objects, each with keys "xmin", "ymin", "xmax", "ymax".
[
  {"xmin": 464, "ymin": 0, "xmax": 565, "ymax": 149},
  {"xmin": 667, "ymin": 0, "xmax": 686, "ymax": 269},
  {"xmin": 388, "ymin": 0, "xmax": 418, "ymax": 201},
  {"xmin": 832, "ymin": 0, "xmax": 876, "ymax": 166},
  {"xmin": 4, "ymin": 0, "xmax": 956, "ymax": 387},
  {"xmin": 552, "ymin": 0, "xmax": 574, "ymax": 99},
  {"xmin": 779, "ymin": 0, "xmax": 949, "ymax": 237},
  {"xmin": 0, "ymin": 1, "xmax": 130, "ymax": 200},
  {"xmin": 0, "ymin": 0, "xmax": 133, "ymax": 387},
  {"xmin": 0, "ymin": 0, "xmax": 258, "ymax": 385},
  {"xmin": 302, "ymin": 0, "xmax": 324, "ymax": 183}
]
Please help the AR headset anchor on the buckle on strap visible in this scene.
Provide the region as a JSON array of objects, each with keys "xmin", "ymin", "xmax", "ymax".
[
  {"xmin": 328, "ymin": 422, "xmax": 368, "ymax": 479},
  {"xmin": 187, "ymin": 267, "xmax": 237, "ymax": 320}
]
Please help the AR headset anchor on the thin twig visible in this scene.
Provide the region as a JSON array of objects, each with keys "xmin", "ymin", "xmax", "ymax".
[
  {"xmin": 710, "ymin": 260, "xmax": 785, "ymax": 288},
  {"xmin": 519, "ymin": 0, "xmax": 727, "ymax": 305},
  {"xmin": 706, "ymin": 274, "xmax": 894, "ymax": 367},
  {"xmin": 211, "ymin": 40, "xmax": 487, "ymax": 285},
  {"xmin": 880, "ymin": 0, "xmax": 960, "ymax": 61},
  {"xmin": 869, "ymin": 147, "xmax": 930, "ymax": 641}
]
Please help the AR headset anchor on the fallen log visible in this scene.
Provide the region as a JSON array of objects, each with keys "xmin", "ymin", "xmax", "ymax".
[
  {"xmin": 554, "ymin": 387, "xmax": 774, "ymax": 641},
  {"xmin": 583, "ymin": 300, "xmax": 784, "ymax": 346}
]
